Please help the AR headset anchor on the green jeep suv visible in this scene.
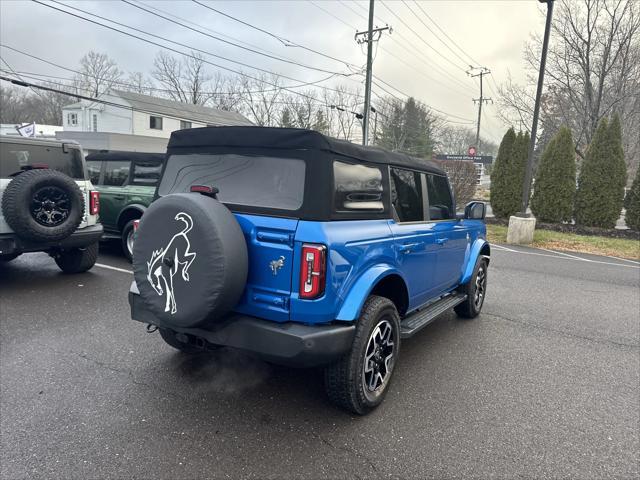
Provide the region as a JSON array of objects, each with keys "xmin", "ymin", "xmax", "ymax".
[{"xmin": 86, "ymin": 151, "xmax": 164, "ymax": 261}]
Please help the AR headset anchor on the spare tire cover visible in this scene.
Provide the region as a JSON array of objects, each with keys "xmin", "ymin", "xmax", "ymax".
[{"xmin": 132, "ymin": 193, "xmax": 248, "ymax": 328}]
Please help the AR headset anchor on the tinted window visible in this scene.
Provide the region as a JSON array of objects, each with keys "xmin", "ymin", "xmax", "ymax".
[
  {"xmin": 426, "ymin": 174, "xmax": 454, "ymax": 220},
  {"xmin": 0, "ymin": 142, "xmax": 84, "ymax": 179},
  {"xmin": 103, "ymin": 160, "xmax": 130, "ymax": 186},
  {"xmin": 86, "ymin": 160, "xmax": 102, "ymax": 184},
  {"xmin": 132, "ymin": 162, "xmax": 163, "ymax": 186},
  {"xmin": 333, "ymin": 161, "xmax": 384, "ymax": 212},
  {"xmin": 158, "ymin": 154, "xmax": 305, "ymax": 211},
  {"xmin": 390, "ymin": 168, "xmax": 424, "ymax": 222}
]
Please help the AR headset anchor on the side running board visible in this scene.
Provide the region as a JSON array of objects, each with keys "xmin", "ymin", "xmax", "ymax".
[{"xmin": 400, "ymin": 293, "xmax": 467, "ymax": 339}]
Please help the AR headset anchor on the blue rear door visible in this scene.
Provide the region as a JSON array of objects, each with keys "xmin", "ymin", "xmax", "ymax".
[{"xmin": 388, "ymin": 167, "xmax": 441, "ymax": 308}]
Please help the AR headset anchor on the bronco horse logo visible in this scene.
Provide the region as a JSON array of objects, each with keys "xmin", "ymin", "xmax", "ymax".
[{"xmin": 146, "ymin": 212, "xmax": 197, "ymax": 315}]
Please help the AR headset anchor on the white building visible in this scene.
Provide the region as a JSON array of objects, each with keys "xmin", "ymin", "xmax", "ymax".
[{"xmin": 58, "ymin": 89, "xmax": 252, "ymax": 153}]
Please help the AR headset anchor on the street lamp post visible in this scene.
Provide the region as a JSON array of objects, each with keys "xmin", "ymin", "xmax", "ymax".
[{"xmin": 518, "ymin": 0, "xmax": 555, "ymax": 217}]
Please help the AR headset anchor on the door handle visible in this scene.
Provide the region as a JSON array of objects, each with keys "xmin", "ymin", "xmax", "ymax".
[
  {"xmin": 398, "ymin": 242, "xmax": 422, "ymax": 253},
  {"xmin": 435, "ymin": 237, "xmax": 449, "ymax": 245}
]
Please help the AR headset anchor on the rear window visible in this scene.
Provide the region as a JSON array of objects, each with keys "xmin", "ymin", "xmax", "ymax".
[
  {"xmin": 132, "ymin": 161, "xmax": 162, "ymax": 186},
  {"xmin": 0, "ymin": 142, "xmax": 85, "ymax": 179},
  {"xmin": 333, "ymin": 161, "xmax": 384, "ymax": 212},
  {"xmin": 158, "ymin": 154, "xmax": 306, "ymax": 211}
]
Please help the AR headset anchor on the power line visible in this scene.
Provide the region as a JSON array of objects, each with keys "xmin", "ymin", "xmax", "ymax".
[
  {"xmin": 305, "ymin": 2, "xmax": 475, "ymax": 121},
  {"xmin": 330, "ymin": 0, "xmax": 475, "ymax": 96},
  {"xmin": 46, "ymin": 0, "xmax": 356, "ymax": 95},
  {"xmin": 137, "ymin": 0, "xmax": 322, "ymax": 71},
  {"xmin": 401, "ymin": 0, "xmax": 471, "ymax": 68},
  {"xmin": 192, "ymin": 0, "xmax": 473, "ymax": 123},
  {"xmin": 192, "ymin": 0, "xmax": 356, "ymax": 70},
  {"xmin": 412, "ymin": 1, "xmax": 481, "ymax": 68},
  {"xmin": 378, "ymin": 0, "xmax": 468, "ymax": 73},
  {"xmin": 0, "ymin": 57, "xmax": 46, "ymax": 100},
  {"xmin": 0, "ymin": 67, "xmax": 330, "ymax": 99},
  {"xmin": 372, "ymin": 2, "xmax": 477, "ymax": 95},
  {"xmin": 121, "ymin": 0, "xmax": 350, "ymax": 77},
  {"xmin": 1, "ymin": 72, "xmax": 368, "ymax": 127},
  {"xmin": 31, "ymin": 0, "xmax": 363, "ymax": 105},
  {"xmin": 0, "ymin": 44, "xmax": 344, "ymax": 96}
]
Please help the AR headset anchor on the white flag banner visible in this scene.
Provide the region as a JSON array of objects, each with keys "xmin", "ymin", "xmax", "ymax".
[{"xmin": 16, "ymin": 122, "xmax": 36, "ymax": 137}]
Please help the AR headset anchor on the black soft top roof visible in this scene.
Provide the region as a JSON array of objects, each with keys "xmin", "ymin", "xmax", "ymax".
[
  {"xmin": 86, "ymin": 151, "xmax": 165, "ymax": 163},
  {"xmin": 167, "ymin": 126, "xmax": 445, "ymax": 175}
]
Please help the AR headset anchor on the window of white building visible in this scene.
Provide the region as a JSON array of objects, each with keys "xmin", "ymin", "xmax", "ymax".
[{"xmin": 67, "ymin": 113, "xmax": 78, "ymax": 126}]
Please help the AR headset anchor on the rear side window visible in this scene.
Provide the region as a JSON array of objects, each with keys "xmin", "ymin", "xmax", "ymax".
[
  {"xmin": 103, "ymin": 160, "xmax": 130, "ymax": 186},
  {"xmin": 390, "ymin": 168, "xmax": 424, "ymax": 222},
  {"xmin": 426, "ymin": 174, "xmax": 454, "ymax": 220},
  {"xmin": 131, "ymin": 162, "xmax": 162, "ymax": 186},
  {"xmin": 333, "ymin": 161, "xmax": 384, "ymax": 212},
  {"xmin": 0, "ymin": 142, "xmax": 85, "ymax": 179},
  {"xmin": 158, "ymin": 154, "xmax": 305, "ymax": 211},
  {"xmin": 86, "ymin": 160, "xmax": 101, "ymax": 185}
]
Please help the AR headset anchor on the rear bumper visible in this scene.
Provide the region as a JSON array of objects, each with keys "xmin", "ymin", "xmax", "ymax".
[
  {"xmin": 0, "ymin": 224, "xmax": 103, "ymax": 256},
  {"xmin": 129, "ymin": 286, "xmax": 355, "ymax": 367}
]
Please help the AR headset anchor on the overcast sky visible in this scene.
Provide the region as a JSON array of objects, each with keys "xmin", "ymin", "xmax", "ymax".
[{"xmin": 0, "ymin": 0, "xmax": 547, "ymax": 143}]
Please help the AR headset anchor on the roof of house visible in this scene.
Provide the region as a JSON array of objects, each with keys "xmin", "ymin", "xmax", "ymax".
[
  {"xmin": 63, "ymin": 90, "xmax": 253, "ymax": 127},
  {"xmin": 167, "ymin": 126, "xmax": 445, "ymax": 175}
]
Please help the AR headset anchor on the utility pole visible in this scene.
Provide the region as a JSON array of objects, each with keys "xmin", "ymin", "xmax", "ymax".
[
  {"xmin": 355, "ymin": 0, "xmax": 390, "ymax": 146},
  {"xmin": 467, "ymin": 67, "xmax": 492, "ymax": 153}
]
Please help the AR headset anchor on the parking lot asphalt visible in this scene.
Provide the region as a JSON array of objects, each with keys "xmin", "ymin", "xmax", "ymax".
[{"xmin": 1, "ymin": 241, "xmax": 639, "ymax": 479}]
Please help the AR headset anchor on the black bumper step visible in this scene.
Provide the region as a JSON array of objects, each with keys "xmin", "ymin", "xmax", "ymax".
[{"xmin": 400, "ymin": 293, "xmax": 467, "ymax": 338}]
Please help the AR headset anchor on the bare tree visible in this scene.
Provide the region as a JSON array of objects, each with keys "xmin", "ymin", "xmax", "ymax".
[
  {"xmin": 498, "ymin": 0, "xmax": 640, "ymax": 171},
  {"xmin": 237, "ymin": 73, "xmax": 283, "ymax": 126},
  {"xmin": 435, "ymin": 160, "xmax": 478, "ymax": 205},
  {"xmin": 123, "ymin": 72, "xmax": 155, "ymax": 95},
  {"xmin": 152, "ymin": 51, "xmax": 212, "ymax": 105},
  {"xmin": 323, "ymin": 85, "xmax": 363, "ymax": 141},
  {"xmin": 436, "ymin": 125, "xmax": 499, "ymax": 157},
  {"xmin": 0, "ymin": 83, "xmax": 73, "ymax": 125},
  {"xmin": 75, "ymin": 51, "xmax": 122, "ymax": 97},
  {"xmin": 207, "ymin": 72, "xmax": 243, "ymax": 111}
]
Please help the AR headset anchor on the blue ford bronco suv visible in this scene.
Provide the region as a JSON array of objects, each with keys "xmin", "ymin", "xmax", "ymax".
[{"xmin": 129, "ymin": 126, "xmax": 490, "ymax": 414}]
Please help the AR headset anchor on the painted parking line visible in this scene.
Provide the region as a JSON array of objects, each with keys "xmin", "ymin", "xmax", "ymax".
[
  {"xmin": 537, "ymin": 247, "xmax": 590, "ymax": 261},
  {"xmin": 492, "ymin": 244, "xmax": 640, "ymax": 269},
  {"xmin": 606, "ymin": 255, "xmax": 640, "ymax": 265},
  {"xmin": 95, "ymin": 263, "xmax": 133, "ymax": 274}
]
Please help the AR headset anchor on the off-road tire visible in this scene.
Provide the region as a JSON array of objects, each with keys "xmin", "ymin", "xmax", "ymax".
[
  {"xmin": 324, "ymin": 295, "xmax": 400, "ymax": 415},
  {"xmin": 121, "ymin": 219, "xmax": 137, "ymax": 262},
  {"xmin": 0, "ymin": 253, "xmax": 20, "ymax": 262},
  {"xmin": 454, "ymin": 257, "xmax": 489, "ymax": 319},
  {"xmin": 1, "ymin": 169, "xmax": 84, "ymax": 242},
  {"xmin": 158, "ymin": 328, "xmax": 203, "ymax": 354},
  {"xmin": 54, "ymin": 242, "xmax": 99, "ymax": 273}
]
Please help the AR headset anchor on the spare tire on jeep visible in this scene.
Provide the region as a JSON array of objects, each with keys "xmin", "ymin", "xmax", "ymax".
[
  {"xmin": 1, "ymin": 169, "xmax": 85, "ymax": 242},
  {"xmin": 132, "ymin": 192, "xmax": 248, "ymax": 328}
]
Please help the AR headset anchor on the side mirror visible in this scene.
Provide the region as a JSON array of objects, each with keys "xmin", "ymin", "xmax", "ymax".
[{"xmin": 464, "ymin": 201, "xmax": 486, "ymax": 220}]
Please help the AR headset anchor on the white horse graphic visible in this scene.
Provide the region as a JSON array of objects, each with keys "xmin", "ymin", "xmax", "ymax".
[{"xmin": 146, "ymin": 212, "xmax": 197, "ymax": 314}]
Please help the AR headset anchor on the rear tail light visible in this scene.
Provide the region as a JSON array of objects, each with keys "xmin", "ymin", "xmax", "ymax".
[
  {"xmin": 89, "ymin": 191, "xmax": 100, "ymax": 215},
  {"xmin": 133, "ymin": 219, "xmax": 140, "ymax": 231},
  {"xmin": 299, "ymin": 244, "xmax": 326, "ymax": 299}
]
